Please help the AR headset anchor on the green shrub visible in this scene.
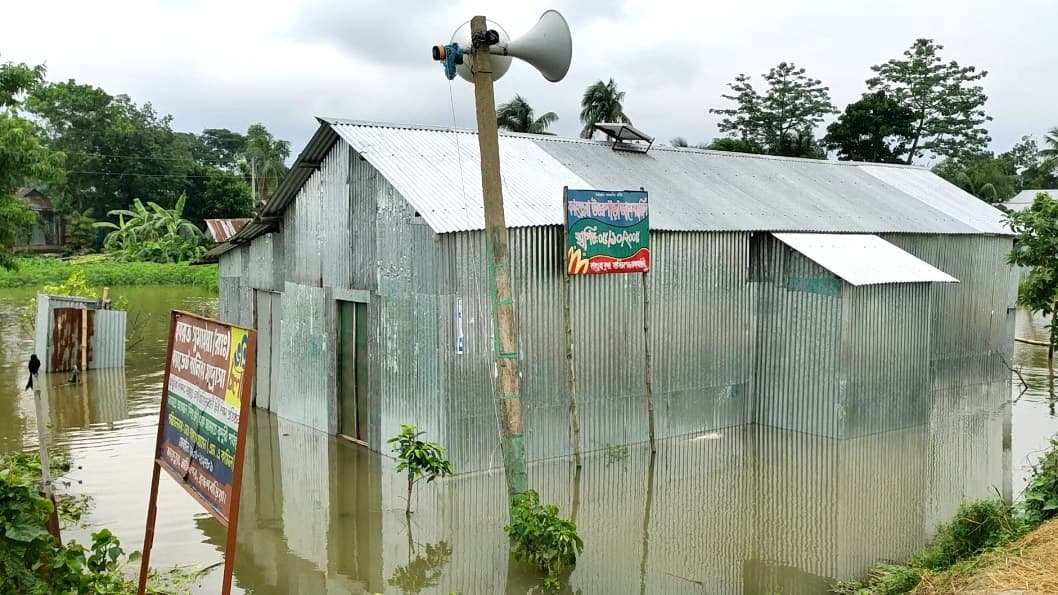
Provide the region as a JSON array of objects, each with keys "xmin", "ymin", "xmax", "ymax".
[
  {"xmin": 831, "ymin": 564, "xmax": 923, "ymax": 595},
  {"xmin": 0, "ymin": 452, "xmax": 210, "ymax": 594},
  {"xmin": 387, "ymin": 424, "xmax": 453, "ymax": 515},
  {"xmin": 0, "ymin": 257, "xmax": 218, "ymax": 291},
  {"xmin": 1022, "ymin": 438, "xmax": 1058, "ymax": 527},
  {"xmin": 505, "ymin": 489, "xmax": 584, "ymax": 591},
  {"xmin": 914, "ymin": 499, "xmax": 1024, "ymax": 571}
]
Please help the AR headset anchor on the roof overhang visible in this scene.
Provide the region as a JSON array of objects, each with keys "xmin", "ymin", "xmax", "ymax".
[{"xmin": 773, "ymin": 233, "xmax": 959, "ymax": 286}]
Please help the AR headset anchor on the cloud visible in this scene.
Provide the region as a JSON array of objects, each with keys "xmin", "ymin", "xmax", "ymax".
[{"xmin": 1, "ymin": 0, "xmax": 1055, "ymax": 157}]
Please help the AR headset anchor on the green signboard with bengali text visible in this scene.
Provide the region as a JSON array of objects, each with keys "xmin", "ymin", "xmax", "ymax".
[{"xmin": 564, "ymin": 188, "xmax": 650, "ymax": 275}]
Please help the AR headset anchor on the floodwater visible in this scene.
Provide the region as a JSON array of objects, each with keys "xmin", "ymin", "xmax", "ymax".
[{"xmin": 1, "ymin": 286, "xmax": 1057, "ymax": 594}]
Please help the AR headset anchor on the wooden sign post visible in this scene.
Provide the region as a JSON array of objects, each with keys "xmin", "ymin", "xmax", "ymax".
[{"xmin": 137, "ymin": 311, "xmax": 256, "ymax": 595}]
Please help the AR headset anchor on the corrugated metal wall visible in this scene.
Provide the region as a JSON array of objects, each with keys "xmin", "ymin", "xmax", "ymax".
[
  {"xmin": 275, "ymin": 282, "xmax": 336, "ymax": 433},
  {"xmin": 885, "ymin": 234, "xmax": 1013, "ymax": 527},
  {"xmin": 34, "ymin": 295, "xmax": 126, "ymax": 372}
]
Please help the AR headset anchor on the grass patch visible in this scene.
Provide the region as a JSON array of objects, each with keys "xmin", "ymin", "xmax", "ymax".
[{"xmin": 0, "ymin": 256, "xmax": 217, "ymax": 291}]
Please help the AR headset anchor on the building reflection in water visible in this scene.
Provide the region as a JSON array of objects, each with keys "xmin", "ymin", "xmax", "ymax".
[{"xmin": 195, "ymin": 400, "xmax": 1004, "ymax": 594}]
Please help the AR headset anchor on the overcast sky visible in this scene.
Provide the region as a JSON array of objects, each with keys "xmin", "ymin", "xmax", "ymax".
[{"xmin": 4, "ymin": 0, "xmax": 1056, "ymax": 158}]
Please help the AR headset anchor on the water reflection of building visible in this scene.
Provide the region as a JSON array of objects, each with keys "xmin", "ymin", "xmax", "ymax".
[
  {"xmin": 38, "ymin": 369, "xmax": 130, "ymax": 432},
  {"xmin": 206, "ymin": 413, "xmax": 1003, "ymax": 593},
  {"xmin": 197, "ymin": 412, "xmax": 384, "ymax": 594}
]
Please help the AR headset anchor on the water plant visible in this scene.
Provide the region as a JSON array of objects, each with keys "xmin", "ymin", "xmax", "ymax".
[
  {"xmin": 505, "ymin": 489, "xmax": 584, "ymax": 591},
  {"xmin": 387, "ymin": 424, "xmax": 453, "ymax": 515}
]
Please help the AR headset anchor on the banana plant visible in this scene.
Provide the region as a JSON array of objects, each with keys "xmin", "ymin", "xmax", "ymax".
[{"xmin": 94, "ymin": 194, "xmax": 207, "ymax": 263}]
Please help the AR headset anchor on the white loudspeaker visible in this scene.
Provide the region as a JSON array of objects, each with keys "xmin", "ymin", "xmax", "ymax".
[
  {"xmin": 450, "ymin": 20, "xmax": 512, "ymax": 83},
  {"xmin": 501, "ymin": 10, "xmax": 572, "ymax": 83},
  {"xmin": 449, "ymin": 10, "xmax": 572, "ymax": 83}
]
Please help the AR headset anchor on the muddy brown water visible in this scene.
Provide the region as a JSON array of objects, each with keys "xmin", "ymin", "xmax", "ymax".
[{"xmin": 1, "ymin": 286, "xmax": 1056, "ymax": 594}]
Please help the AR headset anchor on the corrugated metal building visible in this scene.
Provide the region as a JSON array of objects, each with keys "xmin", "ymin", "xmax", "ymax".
[{"xmin": 203, "ymin": 118, "xmax": 1015, "ymax": 481}]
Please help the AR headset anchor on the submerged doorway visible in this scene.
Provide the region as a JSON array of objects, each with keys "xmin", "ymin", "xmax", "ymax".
[{"xmin": 338, "ymin": 301, "xmax": 369, "ymax": 443}]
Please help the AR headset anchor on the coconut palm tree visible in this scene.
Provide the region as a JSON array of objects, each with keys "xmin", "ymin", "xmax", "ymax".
[
  {"xmin": 579, "ymin": 78, "xmax": 631, "ymax": 138},
  {"xmin": 496, "ymin": 95, "xmax": 558, "ymax": 134},
  {"xmin": 244, "ymin": 123, "xmax": 291, "ymax": 202},
  {"xmin": 1041, "ymin": 127, "xmax": 1058, "ymax": 158}
]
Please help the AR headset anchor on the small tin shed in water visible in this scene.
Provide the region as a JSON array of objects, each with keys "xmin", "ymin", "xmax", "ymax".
[
  {"xmin": 202, "ymin": 118, "xmax": 1015, "ymax": 484},
  {"xmin": 33, "ymin": 294, "xmax": 127, "ymax": 372}
]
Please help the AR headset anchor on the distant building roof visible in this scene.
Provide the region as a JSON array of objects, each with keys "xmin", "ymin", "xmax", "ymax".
[
  {"xmin": 15, "ymin": 187, "xmax": 54, "ymax": 212},
  {"xmin": 204, "ymin": 219, "xmax": 252, "ymax": 243},
  {"xmin": 1003, "ymin": 189, "xmax": 1058, "ymax": 212},
  {"xmin": 201, "ymin": 117, "xmax": 1013, "ymax": 262}
]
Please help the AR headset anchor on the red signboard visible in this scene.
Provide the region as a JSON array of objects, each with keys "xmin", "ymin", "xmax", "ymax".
[{"xmin": 138, "ymin": 311, "xmax": 256, "ymax": 595}]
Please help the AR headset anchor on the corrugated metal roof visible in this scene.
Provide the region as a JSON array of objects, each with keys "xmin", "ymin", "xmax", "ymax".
[
  {"xmin": 331, "ymin": 119, "xmax": 1010, "ymax": 235},
  {"xmin": 773, "ymin": 233, "xmax": 959, "ymax": 286},
  {"xmin": 201, "ymin": 117, "xmax": 1014, "ymax": 262},
  {"xmin": 857, "ymin": 165, "xmax": 1008, "ymax": 234},
  {"xmin": 204, "ymin": 218, "xmax": 251, "ymax": 242},
  {"xmin": 330, "ymin": 120, "xmax": 589, "ymax": 233},
  {"xmin": 1004, "ymin": 189, "xmax": 1058, "ymax": 212}
]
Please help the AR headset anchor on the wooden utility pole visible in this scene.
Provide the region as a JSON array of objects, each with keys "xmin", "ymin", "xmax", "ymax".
[{"xmin": 470, "ymin": 15, "xmax": 527, "ymax": 497}]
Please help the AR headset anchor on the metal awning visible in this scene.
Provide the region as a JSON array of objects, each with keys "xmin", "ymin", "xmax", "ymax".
[{"xmin": 773, "ymin": 233, "xmax": 959, "ymax": 286}]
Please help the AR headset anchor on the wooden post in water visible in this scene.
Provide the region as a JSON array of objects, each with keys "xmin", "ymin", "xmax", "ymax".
[
  {"xmin": 562, "ymin": 217, "xmax": 583, "ymax": 470},
  {"xmin": 469, "ymin": 15, "xmax": 527, "ymax": 498},
  {"xmin": 642, "ymin": 271, "xmax": 656, "ymax": 453},
  {"xmin": 80, "ymin": 305, "xmax": 88, "ymax": 372},
  {"xmin": 33, "ymin": 385, "xmax": 61, "ymax": 542}
]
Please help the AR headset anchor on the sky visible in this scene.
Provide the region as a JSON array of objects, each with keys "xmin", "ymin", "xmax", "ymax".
[{"xmin": 3, "ymin": 0, "xmax": 1056, "ymax": 158}]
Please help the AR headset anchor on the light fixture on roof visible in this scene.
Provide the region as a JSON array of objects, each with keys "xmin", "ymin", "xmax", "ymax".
[{"xmin": 594, "ymin": 123, "xmax": 655, "ymax": 153}]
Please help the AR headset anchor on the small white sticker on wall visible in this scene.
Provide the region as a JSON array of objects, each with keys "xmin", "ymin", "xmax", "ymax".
[{"xmin": 455, "ymin": 298, "xmax": 465, "ymax": 355}]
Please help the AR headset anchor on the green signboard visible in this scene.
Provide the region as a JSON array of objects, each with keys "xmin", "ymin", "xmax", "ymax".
[{"xmin": 564, "ymin": 188, "xmax": 650, "ymax": 275}]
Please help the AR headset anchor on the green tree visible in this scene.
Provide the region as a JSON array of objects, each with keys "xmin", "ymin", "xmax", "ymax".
[
  {"xmin": 579, "ymin": 78, "xmax": 631, "ymax": 139},
  {"xmin": 497, "ymin": 95, "xmax": 558, "ymax": 135},
  {"xmin": 867, "ymin": 38, "xmax": 990, "ymax": 164},
  {"xmin": 933, "ymin": 154, "xmax": 1016, "ymax": 204},
  {"xmin": 25, "ymin": 80, "xmax": 196, "ymax": 217},
  {"xmin": 197, "ymin": 128, "xmax": 247, "ymax": 170},
  {"xmin": 244, "ymin": 123, "xmax": 290, "ymax": 202},
  {"xmin": 1041, "ymin": 127, "xmax": 1058, "ymax": 159},
  {"xmin": 387, "ymin": 425, "xmax": 453, "ymax": 515},
  {"xmin": 0, "ymin": 61, "xmax": 63, "ymax": 269},
  {"xmin": 710, "ymin": 61, "xmax": 836, "ymax": 158},
  {"xmin": 181, "ymin": 165, "xmax": 254, "ymax": 226},
  {"xmin": 705, "ymin": 137, "xmax": 765, "ymax": 154},
  {"xmin": 999, "ymin": 135, "xmax": 1058, "ymax": 191},
  {"xmin": 1007, "ymin": 193, "xmax": 1058, "ymax": 355},
  {"xmin": 823, "ymin": 91, "xmax": 916, "ymax": 162}
]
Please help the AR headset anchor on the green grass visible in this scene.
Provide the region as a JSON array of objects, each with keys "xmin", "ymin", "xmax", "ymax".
[{"xmin": 0, "ymin": 256, "xmax": 218, "ymax": 292}]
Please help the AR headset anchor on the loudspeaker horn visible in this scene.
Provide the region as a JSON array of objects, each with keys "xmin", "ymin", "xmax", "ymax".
[
  {"xmin": 448, "ymin": 10, "xmax": 572, "ymax": 83},
  {"xmin": 499, "ymin": 10, "xmax": 572, "ymax": 83}
]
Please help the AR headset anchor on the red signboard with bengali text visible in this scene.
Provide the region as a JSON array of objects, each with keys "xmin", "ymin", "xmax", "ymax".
[{"xmin": 138, "ymin": 311, "xmax": 256, "ymax": 595}]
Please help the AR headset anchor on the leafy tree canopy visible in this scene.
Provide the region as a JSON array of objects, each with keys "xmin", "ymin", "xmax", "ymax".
[
  {"xmin": 867, "ymin": 38, "xmax": 990, "ymax": 163},
  {"xmin": 711, "ymin": 61, "xmax": 835, "ymax": 158},
  {"xmin": 0, "ymin": 60, "xmax": 63, "ymax": 269},
  {"xmin": 824, "ymin": 91, "xmax": 916, "ymax": 163}
]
